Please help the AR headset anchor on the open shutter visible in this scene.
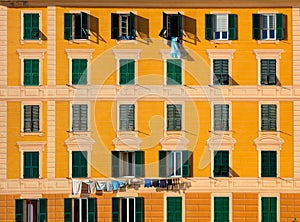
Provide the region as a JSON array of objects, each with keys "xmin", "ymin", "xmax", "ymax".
[
  {"xmin": 39, "ymin": 198, "xmax": 47, "ymax": 222},
  {"xmin": 88, "ymin": 198, "xmax": 97, "ymax": 222},
  {"xmin": 178, "ymin": 13, "xmax": 183, "ymax": 38},
  {"xmin": 15, "ymin": 199, "xmax": 23, "ymax": 222},
  {"xmin": 112, "ymin": 151, "xmax": 120, "ymax": 177},
  {"xmin": 134, "ymin": 151, "xmax": 144, "ymax": 177},
  {"xmin": 129, "ymin": 12, "xmax": 136, "ymax": 39},
  {"xmin": 159, "ymin": 150, "xmax": 167, "ymax": 177},
  {"xmin": 64, "ymin": 13, "xmax": 73, "ymax": 40},
  {"xmin": 205, "ymin": 14, "xmax": 213, "ymax": 40},
  {"xmin": 112, "ymin": 197, "xmax": 120, "ymax": 222},
  {"xmin": 276, "ymin": 13, "xmax": 284, "ymax": 40},
  {"xmin": 81, "ymin": 12, "xmax": 89, "ymax": 39},
  {"xmin": 159, "ymin": 12, "xmax": 168, "ymax": 38},
  {"xmin": 64, "ymin": 198, "xmax": 72, "ymax": 222},
  {"xmin": 111, "ymin": 13, "xmax": 120, "ymax": 39},
  {"xmin": 228, "ymin": 14, "xmax": 237, "ymax": 40},
  {"xmin": 135, "ymin": 197, "xmax": 144, "ymax": 222},
  {"xmin": 252, "ymin": 14, "xmax": 261, "ymax": 40},
  {"xmin": 182, "ymin": 150, "xmax": 191, "ymax": 177}
]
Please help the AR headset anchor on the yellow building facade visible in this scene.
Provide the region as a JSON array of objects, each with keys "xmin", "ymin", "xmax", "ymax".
[{"xmin": 0, "ymin": 0, "xmax": 299, "ymax": 221}]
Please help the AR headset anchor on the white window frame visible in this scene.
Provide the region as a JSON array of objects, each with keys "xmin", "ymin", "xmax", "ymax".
[
  {"xmin": 258, "ymin": 193, "xmax": 280, "ymax": 222},
  {"xmin": 68, "ymin": 10, "xmax": 91, "ymax": 44},
  {"xmin": 214, "ymin": 14, "xmax": 229, "ymax": 40},
  {"xmin": 164, "ymin": 101, "xmax": 185, "ymax": 135},
  {"xmin": 20, "ymin": 10, "xmax": 42, "ymax": 44},
  {"xmin": 119, "ymin": 151, "xmax": 135, "ymax": 177},
  {"xmin": 164, "ymin": 193, "xmax": 185, "ymax": 222},
  {"xmin": 261, "ymin": 14, "xmax": 276, "ymax": 40},
  {"xmin": 65, "ymin": 49, "xmax": 94, "ymax": 86},
  {"xmin": 120, "ymin": 197, "xmax": 136, "ymax": 222},
  {"xmin": 17, "ymin": 49, "xmax": 46, "ymax": 86},
  {"xmin": 117, "ymin": 101, "xmax": 137, "ymax": 136},
  {"xmin": 258, "ymin": 101, "xmax": 280, "ymax": 135},
  {"xmin": 70, "ymin": 101, "xmax": 90, "ymax": 134},
  {"xmin": 21, "ymin": 102, "xmax": 43, "ymax": 136},
  {"xmin": 74, "ymin": 198, "xmax": 89, "ymax": 221},
  {"xmin": 114, "ymin": 10, "xmax": 138, "ymax": 44},
  {"xmin": 211, "ymin": 193, "xmax": 232, "ymax": 222},
  {"xmin": 17, "ymin": 141, "xmax": 45, "ymax": 179},
  {"xmin": 168, "ymin": 151, "xmax": 183, "ymax": 177}
]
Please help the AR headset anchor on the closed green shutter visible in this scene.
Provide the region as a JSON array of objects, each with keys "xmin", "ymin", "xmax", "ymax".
[
  {"xmin": 81, "ymin": 12, "xmax": 89, "ymax": 39},
  {"xmin": 134, "ymin": 151, "xmax": 144, "ymax": 177},
  {"xmin": 205, "ymin": 14, "xmax": 213, "ymax": 40},
  {"xmin": 214, "ymin": 197, "xmax": 229, "ymax": 222},
  {"xmin": 72, "ymin": 59, "xmax": 87, "ymax": 85},
  {"xmin": 15, "ymin": 199, "xmax": 23, "ymax": 222},
  {"xmin": 112, "ymin": 151, "xmax": 120, "ymax": 178},
  {"xmin": 214, "ymin": 151, "xmax": 229, "ymax": 177},
  {"xmin": 159, "ymin": 150, "xmax": 167, "ymax": 177},
  {"xmin": 182, "ymin": 150, "xmax": 191, "ymax": 177},
  {"xmin": 261, "ymin": 59, "xmax": 276, "ymax": 85},
  {"xmin": 159, "ymin": 12, "xmax": 168, "ymax": 38},
  {"xmin": 119, "ymin": 59, "xmax": 135, "ymax": 85},
  {"xmin": 167, "ymin": 104, "xmax": 182, "ymax": 131},
  {"xmin": 64, "ymin": 13, "xmax": 73, "ymax": 40},
  {"xmin": 214, "ymin": 104, "xmax": 229, "ymax": 131},
  {"xmin": 276, "ymin": 13, "xmax": 284, "ymax": 40},
  {"xmin": 24, "ymin": 105, "xmax": 32, "ymax": 132},
  {"xmin": 167, "ymin": 197, "xmax": 182, "ymax": 222},
  {"xmin": 24, "ymin": 13, "xmax": 39, "ymax": 40},
  {"xmin": 213, "ymin": 59, "xmax": 229, "ymax": 85},
  {"xmin": 262, "ymin": 197, "xmax": 277, "ymax": 222},
  {"xmin": 88, "ymin": 198, "xmax": 97, "ymax": 222},
  {"xmin": 24, "ymin": 59, "xmax": 39, "ymax": 86},
  {"xmin": 261, "ymin": 151, "xmax": 277, "ymax": 177},
  {"xmin": 24, "ymin": 105, "xmax": 40, "ymax": 132},
  {"xmin": 167, "ymin": 59, "xmax": 182, "ymax": 85},
  {"xmin": 72, "ymin": 104, "xmax": 88, "ymax": 132},
  {"xmin": 112, "ymin": 197, "xmax": 120, "ymax": 222},
  {"xmin": 261, "ymin": 105, "xmax": 277, "ymax": 131},
  {"xmin": 64, "ymin": 198, "xmax": 72, "ymax": 222},
  {"xmin": 24, "ymin": 152, "xmax": 39, "ymax": 178},
  {"xmin": 228, "ymin": 14, "xmax": 237, "ymax": 40},
  {"xmin": 39, "ymin": 198, "xmax": 47, "ymax": 222},
  {"xmin": 252, "ymin": 14, "xmax": 261, "ymax": 40},
  {"xmin": 32, "ymin": 105, "xmax": 40, "ymax": 132},
  {"xmin": 119, "ymin": 104, "xmax": 135, "ymax": 131},
  {"xmin": 72, "ymin": 151, "xmax": 87, "ymax": 178},
  {"xmin": 135, "ymin": 197, "xmax": 144, "ymax": 222}
]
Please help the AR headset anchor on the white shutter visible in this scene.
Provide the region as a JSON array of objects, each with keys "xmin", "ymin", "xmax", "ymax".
[{"xmin": 215, "ymin": 14, "xmax": 228, "ymax": 32}]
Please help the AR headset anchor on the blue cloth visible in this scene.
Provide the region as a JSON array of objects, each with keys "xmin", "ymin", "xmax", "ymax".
[
  {"xmin": 170, "ymin": 37, "xmax": 181, "ymax": 58},
  {"xmin": 152, "ymin": 179, "xmax": 159, "ymax": 187},
  {"xmin": 112, "ymin": 180, "xmax": 119, "ymax": 191},
  {"xmin": 160, "ymin": 179, "xmax": 167, "ymax": 188},
  {"xmin": 144, "ymin": 179, "xmax": 151, "ymax": 188},
  {"xmin": 118, "ymin": 180, "xmax": 125, "ymax": 188}
]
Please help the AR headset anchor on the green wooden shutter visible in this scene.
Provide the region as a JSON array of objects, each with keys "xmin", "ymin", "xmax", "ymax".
[
  {"xmin": 24, "ymin": 152, "xmax": 39, "ymax": 178},
  {"xmin": 24, "ymin": 13, "xmax": 39, "ymax": 40},
  {"xmin": 228, "ymin": 14, "xmax": 237, "ymax": 40},
  {"xmin": 119, "ymin": 59, "xmax": 135, "ymax": 85},
  {"xmin": 134, "ymin": 151, "xmax": 144, "ymax": 177},
  {"xmin": 167, "ymin": 197, "xmax": 182, "ymax": 222},
  {"xmin": 15, "ymin": 199, "xmax": 23, "ymax": 222},
  {"xmin": 222, "ymin": 105, "xmax": 229, "ymax": 131},
  {"xmin": 205, "ymin": 14, "xmax": 213, "ymax": 40},
  {"xmin": 276, "ymin": 13, "xmax": 284, "ymax": 40},
  {"xmin": 252, "ymin": 14, "xmax": 261, "ymax": 40},
  {"xmin": 262, "ymin": 197, "xmax": 277, "ymax": 222},
  {"xmin": 32, "ymin": 105, "xmax": 40, "ymax": 132},
  {"xmin": 135, "ymin": 197, "xmax": 144, "ymax": 222},
  {"xmin": 112, "ymin": 151, "xmax": 120, "ymax": 177},
  {"xmin": 72, "ymin": 59, "xmax": 87, "ymax": 85},
  {"xmin": 167, "ymin": 104, "xmax": 182, "ymax": 131},
  {"xmin": 129, "ymin": 12, "xmax": 136, "ymax": 39},
  {"xmin": 24, "ymin": 105, "xmax": 32, "ymax": 132},
  {"xmin": 24, "ymin": 59, "xmax": 39, "ymax": 86},
  {"xmin": 214, "ymin": 104, "xmax": 229, "ymax": 131},
  {"xmin": 177, "ymin": 13, "xmax": 183, "ymax": 38},
  {"xmin": 214, "ymin": 151, "xmax": 229, "ymax": 177},
  {"xmin": 111, "ymin": 13, "xmax": 120, "ymax": 39},
  {"xmin": 128, "ymin": 104, "xmax": 135, "ymax": 131},
  {"xmin": 88, "ymin": 198, "xmax": 97, "ymax": 222},
  {"xmin": 159, "ymin": 150, "xmax": 167, "ymax": 177},
  {"xmin": 64, "ymin": 198, "xmax": 72, "ymax": 222},
  {"xmin": 182, "ymin": 150, "xmax": 191, "ymax": 177},
  {"xmin": 261, "ymin": 60, "xmax": 276, "ymax": 85},
  {"xmin": 72, "ymin": 104, "xmax": 80, "ymax": 131},
  {"xmin": 31, "ymin": 14, "xmax": 39, "ymax": 39},
  {"xmin": 64, "ymin": 13, "xmax": 73, "ymax": 40},
  {"xmin": 81, "ymin": 12, "xmax": 89, "ymax": 39},
  {"xmin": 269, "ymin": 104, "xmax": 277, "ymax": 131},
  {"xmin": 72, "ymin": 151, "xmax": 87, "ymax": 178},
  {"xmin": 119, "ymin": 104, "xmax": 135, "ymax": 131},
  {"xmin": 261, "ymin": 105, "xmax": 277, "ymax": 131},
  {"xmin": 80, "ymin": 104, "xmax": 88, "ymax": 131},
  {"xmin": 261, "ymin": 151, "xmax": 277, "ymax": 177},
  {"xmin": 167, "ymin": 59, "xmax": 182, "ymax": 85},
  {"xmin": 159, "ymin": 12, "xmax": 167, "ymax": 38},
  {"xmin": 112, "ymin": 197, "xmax": 120, "ymax": 222},
  {"xmin": 72, "ymin": 104, "xmax": 88, "ymax": 132},
  {"xmin": 214, "ymin": 197, "xmax": 229, "ymax": 222},
  {"xmin": 32, "ymin": 151, "xmax": 39, "ymax": 178},
  {"xmin": 213, "ymin": 59, "xmax": 229, "ymax": 85},
  {"xmin": 39, "ymin": 198, "xmax": 47, "ymax": 222}
]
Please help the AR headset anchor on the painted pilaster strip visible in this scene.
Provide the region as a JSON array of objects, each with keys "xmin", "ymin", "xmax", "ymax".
[{"xmin": 0, "ymin": 6, "xmax": 7, "ymax": 86}]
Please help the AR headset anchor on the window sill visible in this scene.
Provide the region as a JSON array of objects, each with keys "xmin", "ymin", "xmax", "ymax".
[
  {"xmin": 210, "ymin": 40, "xmax": 232, "ymax": 45},
  {"xmin": 68, "ymin": 39, "xmax": 90, "ymax": 44},
  {"xmin": 257, "ymin": 40, "xmax": 279, "ymax": 44},
  {"xmin": 21, "ymin": 132, "xmax": 43, "ymax": 137},
  {"xmin": 210, "ymin": 130, "xmax": 231, "ymax": 136},
  {"xmin": 116, "ymin": 39, "xmax": 137, "ymax": 44},
  {"xmin": 68, "ymin": 131, "xmax": 91, "ymax": 137},
  {"xmin": 20, "ymin": 39, "xmax": 42, "ymax": 45}
]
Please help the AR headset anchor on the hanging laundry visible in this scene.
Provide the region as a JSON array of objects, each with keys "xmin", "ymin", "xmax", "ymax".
[
  {"xmin": 72, "ymin": 179, "xmax": 82, "ymax": 195},
  {"xmin": 170, "ymin": 37, "xmax": 181, "ymax": 58},
  {"xmin": 144, "ymin": 179, "xmax": 151, "ymax": 188},
  {"xmin": 96, "ymin": 181, "xmax": 106, "ymax": 191},
  {"xmin": 106, "ymin": 181, "xmax": 112, "ymax": 192},
  {"xmin": 83, "ymin": 180, "xmax": 96, "ymax": 194},
  {"xmin": 159, "ymin": 179, "xmax": 167, "ymax": 188},
  {"xmin": 118, "ymin": 180, "xmax": 126, "ymax": 188},
  {"xmin": 152, "ymin": 179, "xmax": 159, "ymax": 187},
  {"xmin": 112, "ymin": 180, "xmax": 119, "ymax": 191}
]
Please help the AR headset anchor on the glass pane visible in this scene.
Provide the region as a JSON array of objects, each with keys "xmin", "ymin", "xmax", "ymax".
[
  {"xmin": 129, "ymin": 199, "xmax": 134, "ymax": 222},
  {"xmin": 175, "ymin": 152, "xmax": 182, "ymax": 176},
  {"xmin": 121, "ymin": 198, "xmax": 127, "ymax": 222},
  {"xmin": 262, "ymin": 30, "xmax": 267, "ymax": 39},
  {"xmin": 82, "ymin": 199, "xmax": 87, "ymax": 222},
  {"xmin": 74, "ymin": 199, "xmax": 79, "ymax": 222}
]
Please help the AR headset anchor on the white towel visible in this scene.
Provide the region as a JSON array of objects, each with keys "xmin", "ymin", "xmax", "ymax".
[{"xmin": 72, "ymin": 179, "xmax": 82, "ymax": 195}]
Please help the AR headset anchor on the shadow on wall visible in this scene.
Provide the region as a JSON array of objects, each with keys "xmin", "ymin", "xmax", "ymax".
[
  {"xmin": 90, "ymin": 14, "xmax": 106, "ymax": 44},
  {"xmin": 136, "ymin": 15, "xmax": 152, "ymax": 44},
  {"xmin": 182, "ymin": 15, "xmax": 200, "ymax": 45}
]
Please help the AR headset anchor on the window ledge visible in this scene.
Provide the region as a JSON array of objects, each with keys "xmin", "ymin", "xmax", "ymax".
[
  {"xmin": 257, "ymin": 40, "xmax": 279, "ymax": 44},
  {"xmin": 68, "ymin": 131, "xmax": 91, "ymax": 137},
  {"xmin": 68, "ymin": 39, "xmax": 91, "ymax": 45},
  {"xmin": 20, "ymin": 39, "xmax": 42, "ymax": 45},
  {"xmin": 116, "ymin": 39, "xmax": 138, "ymax": 44},
  {"xmin": 21, "ymin": 132, "xmax": 43, "ymax": 137},
  {"xmin": 210, "ymin": 40, "xmax": 232, "ymax": 45}
]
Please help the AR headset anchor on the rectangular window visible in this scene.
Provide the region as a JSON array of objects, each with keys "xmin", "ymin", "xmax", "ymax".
[
  {"xmin": 72, "ymin": 104, "xmax": 88, "ymax": 132},
  {"xmin": 119, "ymin": 59, "xmax": 135, "ymax": 85},
  {"xmin": 252, "ymin": 13, "xmax": 285, "ymax": 40},
  {"xmin": 24, "ymin": 105, "xmax": 40, "ymax": 132},
  {"xmin": 261, "ymin": 59, "xmax": 276, "ymax": 85},
  {"xmin": 23, "ymin": 13, "xmax": 39, "ymax": 40},
  {"xmin": 167, "ymin": 59, "xmax": 182, "ymax": 85},
  {"xmin": 214, "ymin": 104, "xmax": 229, "ymax": 131},
  {"xmin": 15, "ymin": 199, "xmax": 47, "ymax": 222},
  {"xmin": 214, "ymin": 197, "xmax": 229, "ymax": 222},
  {"xmin": 64, "ymin": 12, "xmax": 89, "ymax": 40},
  {"xmin": 261, "ymin": 151, "xmax": 277, "ymax": 177},
  {"xmin": 159, "ymin": 12, "xmax": 183, "ymax": 40},
  {"xmin": 24, "ymin": 151, "xmax": 39, "ymax": 178},
  {"xmin": 64, "ymin": 198, "xmax": 96, "ymax": 222},
  {"xmin": 119, "ymin": 104, "xmax": 135, "ymax": 131},
  {"xmin": 213, "ymin": 59, "xmax": 229, "ymax": 85},
  {"xmin": 159, "ymin": 150, "xmax": 191, "ymax": 177},
  {"xmin": 111, "ymin": 13, "xmax": 136, "ymax": 40},
  {"xmin": 72, "ymin": 151, "xmax": 87, "ymax": 178},
  {"xmin": 111, "ymin": 151, "xmax": 144, "ymax": 178},
  {"xmin": 261, "ymin": 104, "xmax": 277, "ymax": 131},
  {"xmin": 261, "ymin": 197, "xmax": 277, "ymax": 222},
  {"xmin": 24, "ymin": 59, "xmax": 39, "ymax": 86},
  {"xmin": 72, "ymin": 59, "xmax": 87, "ymax": 85},
  {"xmin": 112, "ymin": 197, "xmax": 144, "ymax": 222},
  {"xmin": 167, "ymin": 197, "xmax": 182, "ymax": 222},
  {"xmin": 167, "ymin": 104, "xmax": 182, "ymax": 131},
  {"xmin": 214, "ymin": 151, "xmax": 229, "ymax": 177}
]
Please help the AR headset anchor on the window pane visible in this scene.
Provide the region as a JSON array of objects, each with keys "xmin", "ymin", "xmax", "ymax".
[
  {"xmin": 82, "ymin": 199, "xmax": 87, "ymax": 222},
  {"xmin": 129, "ymin": 199, "xmax": 134, "ymax": 222},
  {"xmin": 121, "ymin": 198, "xmax": 127, "ymax": 222}
]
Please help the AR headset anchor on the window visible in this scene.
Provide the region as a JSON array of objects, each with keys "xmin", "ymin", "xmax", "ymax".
[
  {"xmin": 167, "ymin": 59, "xmax": 182, "ymax": 85},
  {"xmin": 24, "ymin": 59, "xmax": 39, "ymax": 86},
  {"xmin": 214, "ymin": 104, "xmax": 229, "ymax": 131},
  {"xmin": 72, "ymin": 151, "xmax": 87, "ymax": 178},
  {"xmin": 72, "ymin": 104, "xmax": 88, "ymax": 132},
  {"xmin": 72, "ymin": 59, "xmax": 87, "ymax": 85},
  {"xmin": 214, "ymin": 197, "xmax": 229, "ymax": 222},
  {"xmin": 159, "ymin": 150, "xmax": 191, "ymax": 177},
  {"xmin": 261, "ymin": 151, "xmax": 277, "ymax": 177},
  {"xmin": 214, "ymin": 151, "xmax": 229, "ymax": 177},
  {"xmin": 167, "ymin": 104, "xmax": 182, "ymax": 131},
  {"xmin": 213, "ymin": 59, "xmax": 229, "ymax": 85},
  {"xmin": 15, "ymin": 199, "xmax": 47, "ymax": 222},
  {"xmin": 159, "ymin": 12, "xmax": 183, "ymax": 40},
  {"xmin": 261, "ymin": 104, "xmax": 277, "ymax": 131},
  {"xmin": 23, "ymin": 151, "xmax": 39, "ymax": 179},
  {"xmin": 252, "ymin": 13, "xmax": 285, "ymax": 40},
  {"xmin": 111, "ymin": 13, "xmax": 136, "ymax": 40},
  {"xmin": 119, "ymin": 104, "xmax": 135, "ymax": 131},
  {"xmin": 261, "ymin": 59, "xmax": 276, "ymax": 85},
  {"xmin": 23, "ymin": 13, "xmax": 40, "ymax": 40},
  {"xmin": 111, "ymin": 151, "xmax": 144, "ymax": 177},
  {"xmin": 23, "ymin": 105, "xmax": 40, "ymax": 133},
  {"xmin": 119, "ymin": 59, "xmax": 135, "ymax": 85},
  {"xmin": 64, "ymin": 198, "xmax": 96, "ymax": 222},
  {"xmin": 112, "ymin": 197, "xmax": 144, "ymax": 222},
  {"xmin": 64, "ymin": 12, "xmax": 89, "ymax": 40},
  {"xmin": 205, "ymin": 14, "xmax": 237, "ymax": 40},
  {"xmin": 167, "ymin": 197, "xmax": 182, "ymax": 222},
  {"xmin": 261, "ymin": 197, "xmax": 277, "ymax": 222}
]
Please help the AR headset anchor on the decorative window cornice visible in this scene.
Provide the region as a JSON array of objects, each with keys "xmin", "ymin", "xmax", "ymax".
[
  {"xmin": 207, "ymin": 135, "xmax": 236, "ymax": 151},
  {"xmin": 17, "ymin": 141, "xmax": 46, "ymax": 152},
  {"xmin": 160, "ymin": 135, "xmax": 189, "ymax": 151},
  {"xmin": 65, "ymin": 136, "xmax": 95, "ymax": 152},
  {"xmin": 113, "ymin": 135, "xmax": 142, "ymax": 150},
  {"xmin": 17, "ymin": 49, "xmax": 46, "ymax": 59},
  {"xmin": 65, "ymin": 49, "xmax": 95, "ymax": 59},
  {"xmin": 206, "ymin": 49, "xmax": 236, "ymax": 59},
  {"xmin": 112, "ymin": 49, "xmax": 142, "ymax": 60},
  {"xmin": 254, "ymin": 135, "xmax": 284, "ymax": 151},
  {"xmin": 253, "ymin": 49, "xmax": 284, "ymax": 60}
]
